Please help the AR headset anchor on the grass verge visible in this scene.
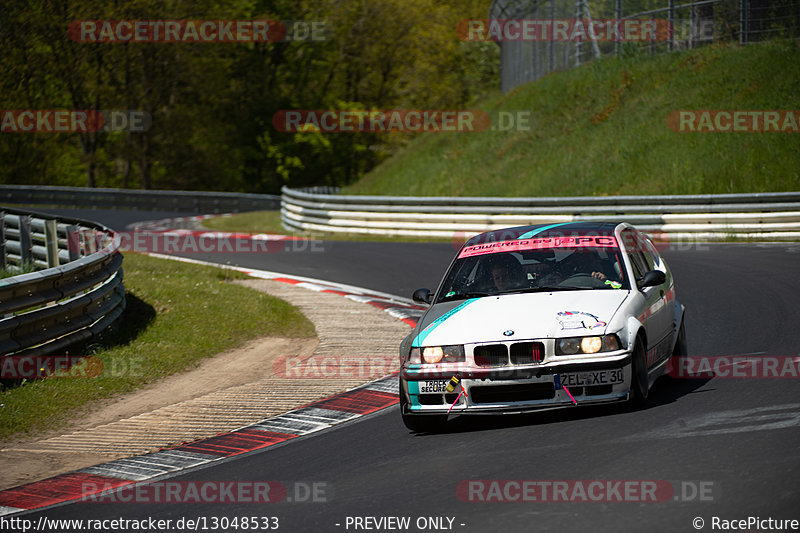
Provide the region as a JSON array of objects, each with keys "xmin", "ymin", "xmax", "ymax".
[
  {"xmin": 202, "ymin": 211, "xmax": 457, "ymax": 243},
  {"xmin": 0, "ymin": 252, "xmax": 315, "ymax": 440},
  {"xmin": 344, "ymin": 40, "xmax": 800, "ymax": 197}
]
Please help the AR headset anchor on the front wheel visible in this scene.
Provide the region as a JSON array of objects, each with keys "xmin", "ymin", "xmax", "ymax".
[
  {"xmin": 400, "ymin": 383, "xmax": 448, "ymax": 433},
  {"xmin": 673, "ymin": 320, "xmax": 687, "ymax": 358},
  {"xmin": 628, "ymin": 339, "xmax": 649, "ymax": 408}
]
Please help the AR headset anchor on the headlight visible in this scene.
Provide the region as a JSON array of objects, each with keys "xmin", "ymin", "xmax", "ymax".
[
  {"xmin": 419, "ymin": 345, "xmax": 465, "ymax": 364},
  {"xmin": 556, "ymin": 334, "xmax": 621, "ymax": 355},
  {"xmin": 581, "ymin": 336, "xmax": 603, "ymax": 354},
  {"xmin": 423, "ymin": 346, "xmax": 444, "ymax": 363}
]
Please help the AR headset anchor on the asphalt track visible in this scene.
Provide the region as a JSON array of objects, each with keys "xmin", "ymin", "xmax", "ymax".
[{"xmin": 15, "ymin": 209, "xmax": 800, "ymax": 532}]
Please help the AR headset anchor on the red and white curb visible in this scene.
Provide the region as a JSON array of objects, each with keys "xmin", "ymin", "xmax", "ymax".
[
  {"xmin": 0, "ymin": 258, "xmax": 425, "ymax": 516},
  {"xmin": 128, "ymin": 213, "xmax": 231, "ymax": 232},
  {"xmin": 126, "ymin": 214, "xmax": 303, "ymax": 249}
]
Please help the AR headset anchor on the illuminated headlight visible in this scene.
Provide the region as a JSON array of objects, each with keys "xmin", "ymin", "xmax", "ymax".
[
  {"xmin": 556, "ymin": 334, "xmax": 621, "ymax": 355},
  {"xmin": 418, "ymin": 345, "xmax": 465, "ymax": 364}
]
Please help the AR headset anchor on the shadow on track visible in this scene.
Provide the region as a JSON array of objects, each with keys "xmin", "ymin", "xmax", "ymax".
[{"xmin": 404, "ymin": 374, "xmax": 713, "ymax": 436}]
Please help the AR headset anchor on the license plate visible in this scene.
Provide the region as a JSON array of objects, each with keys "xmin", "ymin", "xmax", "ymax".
[
  {"xmin": 417, "ymin": 380, "xmax": 449, "ymax": 394},
  {"xmin": 559, "ymin": 369, "xmax": 624, "ymax": 387}
]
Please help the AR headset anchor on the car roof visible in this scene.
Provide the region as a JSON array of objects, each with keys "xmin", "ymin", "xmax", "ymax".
[{"xmin": 464, "ymin": 221, "xmax": 622, "ymax": 246}]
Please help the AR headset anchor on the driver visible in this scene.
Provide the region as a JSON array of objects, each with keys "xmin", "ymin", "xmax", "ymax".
[{"xmin": 486, "ymin": 255, "xmax": 525, "ymax": 292}]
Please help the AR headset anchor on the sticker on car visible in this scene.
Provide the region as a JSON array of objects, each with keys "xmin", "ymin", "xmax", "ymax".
[{"xmin": 417, "ymin": 380, "xmax": 450, "ymax": 394}]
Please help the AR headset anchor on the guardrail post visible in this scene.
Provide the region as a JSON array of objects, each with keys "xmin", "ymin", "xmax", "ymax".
[
  {"xmin": 0, "ymin": 211, "xmax": 6, "ymax": 270},
  {"xmin": 18, "ymin": 214, "xmax": 33, "ymax": 269},
  {"xmin": 614, "ymin": 0, "xmax": 622, "ymax": 56},
  {"xmin": 66, "ymin": 225, "xmax": 81, "ymax": 261},
  {"xmin": 668, "ymin": 0, "xmax": 675, "ymax": 51},
  {"xmin": 739, "ymin": 0, "xmax": 748, "ymax": 45},
  {"xmin": 83, "ymin": 229, "xmax": 98, "ymax": 255},
  {"xmin": 44, "ymin": 219, "xmax": 60, "ymax": 268}
]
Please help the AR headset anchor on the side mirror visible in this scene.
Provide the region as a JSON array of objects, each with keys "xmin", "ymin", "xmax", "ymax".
[
  {"xmin": 638, "ymin": 270, "xmax": 666, "ymax": 289},
  {"xmin": 412, "ymin": 288, "xmax": 433, "ymax": 305}
]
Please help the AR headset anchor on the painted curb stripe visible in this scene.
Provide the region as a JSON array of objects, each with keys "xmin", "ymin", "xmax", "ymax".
[
  {"xmin": 79, "ymin": 451, "xmax": 217, "ymax": 481},
  {"xmin": 363, "ymin": 374, "xmax": 400, "ymax": 395},
  {"xmin": 308, "ymin": 389, "xmax": 398, "ymax": 415},
  {"xmin": 171, "ymin": 429, "xmax": 298, "ymax": 457},
  {"xmin": 288, "ymin": 407, "xmax": 362, "ymax": 423},
  {"xmin": 249, "ymin": 416, "xmax": 332, "ymax": 435},
  {"xmin": 0, "ymin": 473, "xmax": 129, "ymax": 510}
]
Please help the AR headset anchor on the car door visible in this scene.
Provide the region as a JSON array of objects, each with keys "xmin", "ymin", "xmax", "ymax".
[{"xmin": 621, "ymin": 228, "xmax": 672, "ymax": 370}]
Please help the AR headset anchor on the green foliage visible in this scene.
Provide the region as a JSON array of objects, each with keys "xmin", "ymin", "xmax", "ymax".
[{"xmin": 1, "ymin": 0, "xmax": 495, "ymax": 192}]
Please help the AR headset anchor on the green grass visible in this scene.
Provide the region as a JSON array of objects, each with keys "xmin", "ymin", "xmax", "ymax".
[
  {"xmin": 205, "ymin": 211, "xmax": 292, "ymax": 235},
  {"xmin": 202, "ymin": 211, "xmax": 457, "ymax": 243},
  {"xmin": 343, "ymin": 40, "xmax": 800, "ymax": 197},
  {"xmin": 0, "ymin": 252, "xmax": 315, "ymax": 440},
  {"xmin": 0, "ymin": 262, "xmax": 36, "ymax": 279}
]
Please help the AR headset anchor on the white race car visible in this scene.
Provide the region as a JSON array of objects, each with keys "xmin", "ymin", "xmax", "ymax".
[{"xmin": 399, "ymin": 222, "xmax": 686, "ymax": 432}]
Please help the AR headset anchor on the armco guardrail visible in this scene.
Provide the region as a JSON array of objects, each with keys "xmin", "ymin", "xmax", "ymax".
[
  {"xmin": 281, "ymin": 187, "xmax": 800, "ymax": 240},
  {"xmin": 0, "ymin": 207, "xmax": 125, "ymax": 362},
  {"xmin": 0, "ymin": 185, "xmax": 280, "ymax": 213}
]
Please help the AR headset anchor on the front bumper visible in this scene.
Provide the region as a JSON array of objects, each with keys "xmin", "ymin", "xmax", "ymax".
[{"xmin": 402, "ymin": 352, "xmax": 632, "ymax": 414}]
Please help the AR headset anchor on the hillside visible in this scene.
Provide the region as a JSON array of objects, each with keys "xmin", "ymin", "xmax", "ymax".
[{"xmin": 344, "ymin": 40, "xmax": 800, "ymax": 197}]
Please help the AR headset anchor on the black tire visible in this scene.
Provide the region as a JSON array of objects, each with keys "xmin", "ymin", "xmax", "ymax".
[
  {"xmin": 628, "ymin": 338, "xmax": 649, "ymax": 408},
  {"xmin": 400, "ymin": 384, "xmax": 448, "ymax": 433},
  {"xmin": 662, "ymin": 319, "xmax": 687, "ymax": 383},
  {"xmin": 673, "ymin": 320, "xmax": 687, "ymax": 358}
]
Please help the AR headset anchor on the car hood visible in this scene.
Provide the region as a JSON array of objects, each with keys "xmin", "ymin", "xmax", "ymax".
[{"xmin": 413, "ymin": 290, "xmax": 630, "ymax": 346}]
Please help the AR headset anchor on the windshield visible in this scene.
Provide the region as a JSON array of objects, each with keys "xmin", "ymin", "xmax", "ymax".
[{"xmin": 437, "ymin": 237, "xmax": 629, "ymax": 302}]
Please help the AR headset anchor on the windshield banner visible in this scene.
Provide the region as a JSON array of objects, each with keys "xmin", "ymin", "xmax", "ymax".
[{"xmin": 458, "ymin": 236, "xmax": 617, "ymax": 258}]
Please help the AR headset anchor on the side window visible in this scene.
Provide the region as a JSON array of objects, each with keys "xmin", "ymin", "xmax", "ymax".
[
  {"xmin": 621, "ymin": 229, "xmax": 647, "ymax": 279},
  {"xmin": 630, "ymin": 250, "xmax": 648, "ymax": 279},
  {"xmin": 638, "ymin": 234, "xmax": 662, "ymax": 270}
]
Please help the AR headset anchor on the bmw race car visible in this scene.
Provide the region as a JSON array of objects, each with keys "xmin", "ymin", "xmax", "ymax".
[{"xmin": 399, "ymin": 222, "xmax": 686, "ymax": 432}]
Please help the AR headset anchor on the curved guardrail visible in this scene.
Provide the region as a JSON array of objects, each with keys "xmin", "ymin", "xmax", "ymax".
[
  {"xmin": 281, "ymin": 187, "xmax": 800, "ymax": 239},
  {"xmin": 0, "ymin": 207, "xmax": 125, "ymax": 360},
  {"xmin": 0, "ymin": 185, "xmax": 279, "ymax": 213}
]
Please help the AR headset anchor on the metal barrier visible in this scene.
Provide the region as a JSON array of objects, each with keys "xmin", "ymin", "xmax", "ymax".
[
  {"xmin": 0, "ymin": 207, "xmax": 125, "ymax": 361},
  {"xmin": 491, "ymin": 0, "xmax": 800, "ymax": 93},
  {"xmin": 281, "ymin": 187, "xmax": 800, "ymax": 240},
  {"xmin": 0, "ymin": 185, "xmax": 280, "ymax": 213}
]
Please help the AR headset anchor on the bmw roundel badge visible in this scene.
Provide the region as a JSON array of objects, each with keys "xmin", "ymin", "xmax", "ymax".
[{"xmin": 503, "ymin": 330, "xmax": 514, "ymax": 336}]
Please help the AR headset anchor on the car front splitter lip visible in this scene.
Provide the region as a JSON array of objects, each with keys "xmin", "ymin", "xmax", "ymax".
[{"xmin": 404, "ymin": 392, "xmax": 630, "ymax": 416}]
